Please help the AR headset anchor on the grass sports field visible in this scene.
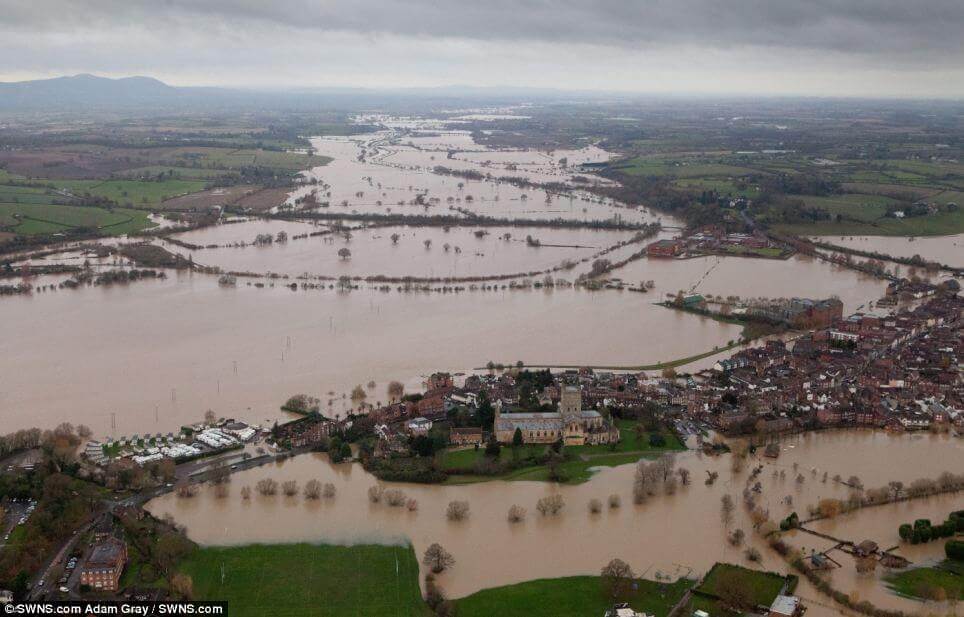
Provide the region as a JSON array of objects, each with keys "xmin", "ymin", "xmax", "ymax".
[{"xmin": 179, "ymin": 543, "xmax": 428, "ymax": 617}]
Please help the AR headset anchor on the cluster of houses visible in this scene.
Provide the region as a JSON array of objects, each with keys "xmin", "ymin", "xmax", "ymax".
[
  {"xmin": 345, "ymin": 287, "xmax": 961, "ymax": 454},
  {"xmin": 647, "ymin": 226, "xmax": 788, "ymax": 259},
  {"xmin": 704, "ymin": 292, "xmax": 962, "ymax": 433}
]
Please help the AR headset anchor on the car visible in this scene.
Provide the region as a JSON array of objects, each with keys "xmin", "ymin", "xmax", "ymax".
[
  {"xmin": 38, "ymin": 579, "xmax": 45, "ymax": 587},
  {"xmin": 59, "ymin": 586, "xmax": 69, "ymax": 593},
  {"xmin": 58, "ymin": 577, "xmax": 67, "ymax": 584}
]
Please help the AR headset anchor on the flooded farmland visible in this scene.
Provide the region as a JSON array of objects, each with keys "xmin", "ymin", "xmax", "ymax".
[
  {"xmin": 819, "ymin": 234, "xmax": 964, "ymax": 268},
  {"xmin": 147, "ymin": 430, "xmax": 964, "ymax": 611}
]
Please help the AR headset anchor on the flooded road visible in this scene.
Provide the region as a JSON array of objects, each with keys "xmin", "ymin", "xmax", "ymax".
[{"xmin": 147, "ymin": 430, "xmax": 963, "ymax": 610}]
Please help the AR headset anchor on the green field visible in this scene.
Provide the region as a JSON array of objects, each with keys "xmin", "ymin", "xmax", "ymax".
[
  {"xmin": 54, "ymin": 179, "xmax": 208, "ymax": 207},
  {"xmin": 800, "ymin": 193, "xmax": 901, "ymax": 221},
  {"xmin": 441, "ymin": 419, "xmax": 684, "ymax": 485},
  {"xmin": 0, "ymin": 202, "xmax": 156, "ymax": 236},
  {"xmin": 675, "ymin": 178, "xmax": 760, "ymax": 198},
  {"xmin": 179, "ymin": 543, "xmax": 428, "ymax": 617},
  {"xmin": 614, "ymin": 157, "xmax": 755, "ymax": 179},
  {"xmin": 885, "ymin": 559, "xmax": 963, "ymax": 601},
  {"xmin": 775, "ymin": 207, "xmax": 964, "ymax": 236},
  {"xmin": 456, "ymin": 575, "xmax": 692, "ymax": 617}
]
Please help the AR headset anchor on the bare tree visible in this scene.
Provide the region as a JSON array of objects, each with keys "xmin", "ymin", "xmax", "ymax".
[
  {"xmin": 282, "ymin": 480, "xmax": 299, "ymax": 497},
  {"xmin": 608, "ymin": 494, "xmax": 621, "ymax": 509},
  {"xmin": 600, "ymin": 558, "xmax": 635, "ymax": 601},
  {"xmin": 721, "ymin": 494, "xmax": 735, "ymax": 526},
  {"xmin": 423, "ymin": 543, "xmax": 455, "ymax": 573},
  {"xmin": 322, "ymin": 483, "xmax": 336, "ymax": 499},
  {"xmin": 256, "ymin": 478, "xmax": 278, "ymax": 496},
  {"xmin": 385, "ymin": 489, "xmax": 407, "ymax": 507},
  {"xmin": 536, "ymin": 494, "xmax": 565, "ymax": 516},
  {"xmin": 588, "ymin": 498, "xmax": 602, "ymax": 514},
  {"xmin": 368, "ymin": 485, "xmax": 384, "ymax": 503},
  {"xmin": 446, "ymin": 500, "xmax": 469, "ymax": 521},
  {"xmin": 240, "ymin": 486, "xmax": 252, "ymax": 500},
  {"xmin": 304, "ymin": 479, "xmax": 322, "ymax": 500},
  {"xmin": 387, "ymin": 380, "xmax": 404, "ymax": 401},
  {"xmin": 507, "ymin": 505, "xmax": 526, "ymax": 523}
]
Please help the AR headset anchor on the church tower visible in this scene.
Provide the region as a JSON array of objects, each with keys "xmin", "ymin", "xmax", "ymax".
[{"xmin": 559, "ymin": 385, "xmax": 581, "ymax": 424}]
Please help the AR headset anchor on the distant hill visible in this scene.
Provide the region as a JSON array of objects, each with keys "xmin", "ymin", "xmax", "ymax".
[
  {"xmin": 0, "ymin": 74, "xmax": 597, "ymax": 112},
  {"xmin": 0, "ymin": 74, "xmax": 187, "ymax": 109}
]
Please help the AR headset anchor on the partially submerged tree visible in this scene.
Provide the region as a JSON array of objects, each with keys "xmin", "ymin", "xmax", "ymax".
[{"xmin": 423, "ymin": 543, "xmax": 455, "ymax": 573}]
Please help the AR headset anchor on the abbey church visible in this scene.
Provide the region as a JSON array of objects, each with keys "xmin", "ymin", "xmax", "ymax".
[{"xmin": 494, "ymin": 385, "xmax": 621, "ymax": 446}]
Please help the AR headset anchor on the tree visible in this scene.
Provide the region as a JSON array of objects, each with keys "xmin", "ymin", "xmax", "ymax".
[
  {"xmin": 423, "ymin": 543, "xmax": 455, "ymax": 573},
  {"xmin": 446, "ymin": 500, "xmax": 469, "ymax": 521},
  {"xmin": 507, "ymin": 505, "xmax": 526, "ymax": 523},
  {"xmin": 338, "ymin": 247, "xmax": 351, "ymax": 260},
  {"xmin": 351, "ymin": 385, "xmax": 367, "ymax": 402},
  {"xmin": 484, "ymin": 435, "xmax": 501, "ymax": 458},
  {"xmin": 715, "ymin": 570, "xmax": 752, "ymax": 611},
  {"xmin": 256, "ymin": 478, "xmax": 278, "ymax": 496},
  {"xmin": 390, "ymin": 233, "xmax": 400, "ymax": 244},
  {"xmin": 304, "ymin": 479, "xmax": 322, "ymax": 499},
  {"xmin": 204, "ymin": 410, "xmax": 217, "ymax": 425},
  {"xmin": 721, "ymin": 494, "xmax": 734, "ymax": 526},
  {"xmin": 512, "ymin": 427, "xmax": 524, "ymax": 448},
  {"xmin": 536, "ymin": 494, "xmax": 565, "ymax": 516},
  {"xmin": 600, "ymin": 558, "xmax": 635, "ymax": 601},
  {"xmin": 387, "ymin": 380, "xmax": 404, "ymax": 401}
]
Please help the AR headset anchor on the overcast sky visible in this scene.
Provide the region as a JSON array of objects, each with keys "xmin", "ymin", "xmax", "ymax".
[{"xmin": 2, "ymin": 0, "xmax": 963, "ymax": 97}]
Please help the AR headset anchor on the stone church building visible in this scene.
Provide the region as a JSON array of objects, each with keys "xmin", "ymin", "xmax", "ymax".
[{"xmin": 494, "ymin": 385, "xmax": 620, "ymax": 446}]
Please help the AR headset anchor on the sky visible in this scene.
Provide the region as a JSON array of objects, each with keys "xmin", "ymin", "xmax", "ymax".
[{"xmin": 2, "ymin": 0, "xmax": 964, "ymax": 98}]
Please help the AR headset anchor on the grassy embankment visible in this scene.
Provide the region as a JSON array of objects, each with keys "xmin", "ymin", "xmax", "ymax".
[
  {"xmin": 440, "ymin": 418, "xmax": 685, "ymax": 485},
  {"xmin": 179, "ymin": 543, "xmax": 428, "ymax": 617}
]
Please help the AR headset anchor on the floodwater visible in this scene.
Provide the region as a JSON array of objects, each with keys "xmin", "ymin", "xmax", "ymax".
[
  {"xmin": 173, "ymin": 221, "xmax": 639, "ymax": 280},
  {"xmin": 788, "ymin": 493, "xmax": 963, "ymax": 613},
  {"xmin": 607, "ymin": 253, "xmax": 889, "ymax": 314},
  {"xmin": 147, "ymin": 430, "xmax": 964, "ymax": 611},
  {"xmin": 818, "ymin": 234, "xmax": 964, "ymax": 268},
  {"xmin": 0, "ymin": 274, "xmax": 740, "ymax": 436},
  {"xmin": 287, "ymin": 133, "xmax": 656, "ymax": 225}
]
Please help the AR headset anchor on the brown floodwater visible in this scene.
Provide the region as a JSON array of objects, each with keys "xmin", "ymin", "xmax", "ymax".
[
  {"xmin": 817, "ymin": 234, "xmax": 963, "ymax": 268},
  {"xmin": 288, "ymin": 134, "xmax": 657, "ymax": 225},
  {"xmin": 146, "ymin": 430, "xmax": 963, "ymax": 611},
  {"xmin": 173, "ymin": 222, "xmax": 638, "ymax": 279},
  {"xmin": 608, "ymin": 253, "xmax": 888, "ymax": 314},
  {"xmin": 0, "ymin": 273, "xmax": 741, "ymax": 436}
]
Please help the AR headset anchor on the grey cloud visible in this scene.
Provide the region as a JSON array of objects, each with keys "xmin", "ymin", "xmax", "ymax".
[{"xmin": 4, "ymin": 0, "xmax": 963, "ymax": 57}]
